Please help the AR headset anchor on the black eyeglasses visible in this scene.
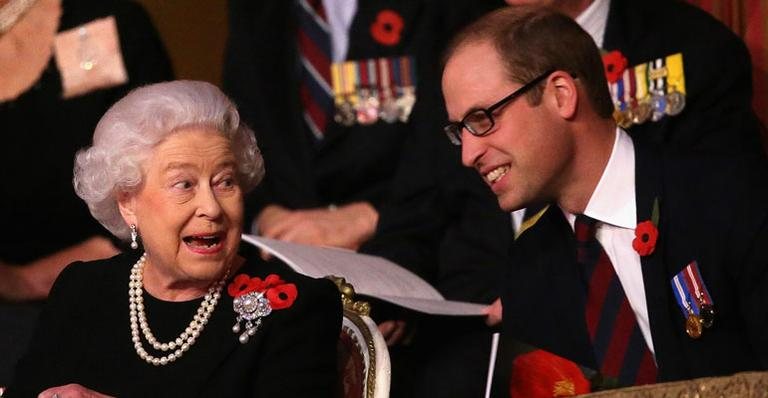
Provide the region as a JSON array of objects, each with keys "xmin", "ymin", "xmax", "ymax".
[{"xmin": 444, "ymin": 70, "xmax": 555, "ymax": 146}]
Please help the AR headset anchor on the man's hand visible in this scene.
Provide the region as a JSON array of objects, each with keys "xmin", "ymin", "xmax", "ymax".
[
  {"xmin": 483, "ymin": 298, "xmax": 502, "ymax": 326},
  {"xmin": 39, "ymin": 383, "xmax": 114, "ymax": 398},
  {"xmin": 0, "ymin": 236, "xmax": 118, "ymax": 301},
  {"xmin": 257, "ymin": 202, "xmax": 379, "ymax": 250}
]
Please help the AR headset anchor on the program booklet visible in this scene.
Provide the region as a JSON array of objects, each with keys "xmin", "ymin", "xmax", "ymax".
[{"xmin": 242, "ymin": 234, "xmax": 486, "ymax": 316}]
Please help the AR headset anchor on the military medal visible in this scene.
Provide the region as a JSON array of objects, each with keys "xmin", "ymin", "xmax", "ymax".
[
  {"xmin": 355, "ymin": 60, "xmax": 379, "ymax": 125},
  {"xmin": 356, "ymin": 88, "xmax": 379, "ymax": 125},
  {"xmin": 685, "ymin": 309, "xmax": 703, "ymax": 339},
  {"xmin": 632, "ymin": 63, "xmax": 652, "ymax": 124},
  {"xmin": 378, "ymin": 57, "xmax": 400, "ymax": 123},
  {"xmin": 395, "ymin": 56, "xmax": 417, "ymax": 122},
  {"xmin": 671, "ymin": 261, "xmax": 716, "ymax": 338},
  {"xmin": 331, "ymin": 62, "xmax": 356, "ymax": 126},
  {"xmin": 664, "ymin": 53, "xmax": 687, "ymax": 116},
  {"xmin": 665, "ymin": 90, "xmax": 686, "ymax": 116},
  {"xmin": 648, "ymin": 58, "xmax": 668, "ymax": 122}
]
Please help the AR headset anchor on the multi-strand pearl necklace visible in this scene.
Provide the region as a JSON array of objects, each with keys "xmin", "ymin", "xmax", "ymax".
[{"xmin": 128, "ymin": 253, "xmax": 228, "ymax": 366}]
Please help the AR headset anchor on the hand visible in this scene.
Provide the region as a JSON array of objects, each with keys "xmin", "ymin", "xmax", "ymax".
[
  {"xmin": 0, "ymin": 236, "xmax": 119, "ymax": 301},
  {"xmin": 378, "ymin": 320, "xmax": 408, "ymax": 346},
  {"xmin": 257, "ymin": 202, "xmax": 379, "ymax": 250},
  {"xmin": 483, "ymin": 298, "xmax": 502, "ymax": 327},
  {"xmin": 39, "ymin": 383, "xmax": 115, "ymax": 398}
]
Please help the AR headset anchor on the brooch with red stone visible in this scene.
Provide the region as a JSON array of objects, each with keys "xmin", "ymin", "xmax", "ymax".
[
  {"xmin": 633, "ymin": 198, "xmax": 660, "ymax": 256},
  {"xmin": 227, "ymin": 274, "xmax": 298, "ymax": 343}
]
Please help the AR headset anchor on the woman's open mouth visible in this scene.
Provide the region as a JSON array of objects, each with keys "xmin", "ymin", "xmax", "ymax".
[{"xmin": 183, "ymin": 233, "xmax": 225, "ymax": 254}]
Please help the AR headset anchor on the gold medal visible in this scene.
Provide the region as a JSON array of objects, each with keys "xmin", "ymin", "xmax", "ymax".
[
  {"xmin": 685, "ymin": 313, "xmax": 703, "ymax": 339},
  {"xmin": 334, "ymin": 100, "xmax": 356, "ymax": 126},
  {"xmin": 632, "ymin": 99, "xmax": 653, "ymax": 124},
  {"xmin": 613, "ymin": 108, "xmax": 632, "ymax": 128}
]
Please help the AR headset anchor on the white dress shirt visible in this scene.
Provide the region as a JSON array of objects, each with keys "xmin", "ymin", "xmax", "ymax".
[{"xmin": 323, "ymin": 0, "xmax": 357, "ymax": 61}]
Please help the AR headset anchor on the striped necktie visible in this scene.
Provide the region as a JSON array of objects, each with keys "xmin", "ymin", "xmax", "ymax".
[
  {"xmin": 297, "ymin": 0, "xmax": 334, "ymax": 140},
  {"xmin": 574, "ymin": 214, "xmax": 657, "ymax": 386}
]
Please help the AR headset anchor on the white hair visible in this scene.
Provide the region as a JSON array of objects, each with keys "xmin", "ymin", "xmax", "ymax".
[{"xmin": 74, "ymin": 80, "xmax": 264, "ymax": 240}]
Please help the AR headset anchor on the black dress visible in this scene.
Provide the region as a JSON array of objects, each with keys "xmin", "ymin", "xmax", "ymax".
[{"xmin": 7, "ymin": 250, "xmax": 342, "ymax": 398}]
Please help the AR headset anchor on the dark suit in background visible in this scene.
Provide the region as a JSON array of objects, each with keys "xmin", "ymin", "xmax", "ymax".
[
  {"xmin": 223, "ymin": 1, "xmax": 504, "ymax": 396},
  {"xmin": 505, "ymin": 142, "xmax": 768, "ymax": 381},
  {"xmin": 223, "ymin": 0, "xmax": 501, "ymax": 219},
  {"xmin": 0, "ymin": 0, "xmax": 173, "ymax": 384}
]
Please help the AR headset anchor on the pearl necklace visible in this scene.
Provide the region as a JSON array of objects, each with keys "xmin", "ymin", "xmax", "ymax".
[{"xmin": 128, "ymin": 253, "xmax": 228, "ymax": 366}]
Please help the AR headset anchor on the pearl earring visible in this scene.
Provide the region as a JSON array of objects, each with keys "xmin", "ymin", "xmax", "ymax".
[{"xmin": 130, "ymin": 224, "xmax": 139, "ymax": 249}]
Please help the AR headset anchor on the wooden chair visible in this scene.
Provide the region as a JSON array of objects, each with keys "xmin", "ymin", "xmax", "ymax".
[{"xmin": 328, "ymin": 276, "xmax": 391, "ymax": 398}]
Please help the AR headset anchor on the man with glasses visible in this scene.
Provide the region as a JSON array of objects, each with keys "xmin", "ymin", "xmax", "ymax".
[{"xmin": 441, "ymin": 6, "xmax": 768, "ymax": 389}]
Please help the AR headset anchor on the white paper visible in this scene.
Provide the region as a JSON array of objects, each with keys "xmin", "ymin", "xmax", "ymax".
[
  {"xmin": 242, "ymin": 234, "xmax": 487, "ymax": 316},
  {"xmin": 485, "ymin": 332, "xmax": 500, "ymax": 398}
]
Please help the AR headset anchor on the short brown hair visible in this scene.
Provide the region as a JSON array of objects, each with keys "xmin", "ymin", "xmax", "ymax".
[{"xmin": 444, "ymin": 7, "xmax": 614, "ymax": 118}]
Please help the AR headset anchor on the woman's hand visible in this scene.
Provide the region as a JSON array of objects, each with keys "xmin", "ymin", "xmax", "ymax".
[
  {"xmin": 39, "ymin": 384, "xmax": 114, "ymax": 398},
  {"xmin": 257, "ymin": 202, "xmax": 379, "ymax": 250}
]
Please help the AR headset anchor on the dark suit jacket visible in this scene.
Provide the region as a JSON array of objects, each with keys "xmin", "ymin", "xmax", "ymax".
[
  {"xmin": 223, "ymin": 0, "xmax": 502, "ymax": 222},
  {"xmin": 604, "ymin": 0, "xmax": 762, "ymax": 156},
  {"xmin": 504, "ymin": 141, "xmax": 768, "ymax": 381},
  {"xmin": 8, "ymin": 248, "xmax": 342, "ymax": 397}
]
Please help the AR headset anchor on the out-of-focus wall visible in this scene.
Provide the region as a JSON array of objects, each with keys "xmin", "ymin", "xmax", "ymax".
[{"xmin": 137, "ymin": 0, "xmax": 228, "ymax": 86}]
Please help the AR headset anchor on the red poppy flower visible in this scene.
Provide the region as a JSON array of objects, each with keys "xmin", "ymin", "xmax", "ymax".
[
  {"xmin": 510, "ymin": 349, "xmax": 591, "ymax": 397},
  {"xmin": 602, "ymin": 50, "xmax": 628, "ymax": 83},
  {"xmin": 263, "ymin": 274, "xmax": 286, "ymax": 289},
  {"xmin": 632, "ymin": 220, "xmax": 658, "ymax": 256},
  {"xmin": 370, "ymin": 9, "xmax": 404, "ymax": 46},
  {"xmin": 266, "ymin": 283, "xmax": 298, "ymax": 310},
  {"xmin": 228, "ymin": 274, "xmax": 255, "ymax": 297}
]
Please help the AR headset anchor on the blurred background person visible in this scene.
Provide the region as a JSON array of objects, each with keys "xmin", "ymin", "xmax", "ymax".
[
  {"xmin": 8, "ymin": 80, "xmax": 341, "ymax": 397},
  {"xmin": 223, "ymin": 0, "xmax": 503, "ymax": 250},
  {"xmin": 0, "ymin": 0, "xmax": 172, "ymax": 385}
]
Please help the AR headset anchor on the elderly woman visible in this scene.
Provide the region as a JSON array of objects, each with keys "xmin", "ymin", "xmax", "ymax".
[{"xmin": 8, "ymin": 81, "xmax": 341, "ymax": 397}]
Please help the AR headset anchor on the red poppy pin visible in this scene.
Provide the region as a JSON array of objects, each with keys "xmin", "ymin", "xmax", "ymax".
[
  {"xmin": 370, "ymin": 9, "xmax": 404, "ymax": 46},
  {"xmin": 602, "ymin": 50, "xmax": 628, "ymax": 83},
  {"xmin": 509, "ymin": 349, "xmax": 591, "ymax": 397},
  {"xmin": 633, "ymin": 198, "xmax": 660, "ymax": 256},
  {"xmin": 228, "ymin": 273, "xmax": 298, "ymax": 343}
]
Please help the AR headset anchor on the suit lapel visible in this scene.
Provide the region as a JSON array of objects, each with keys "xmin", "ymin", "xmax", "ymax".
[
  {"xmin": 507, "ymin": 206, "xmax": 596, "ymax": 368},
  {"xmin": 633, "ymin": 142, "xmax": 687, "ymax": 380}
]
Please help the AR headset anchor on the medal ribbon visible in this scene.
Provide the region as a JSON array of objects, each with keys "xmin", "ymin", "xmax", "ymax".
[
  {"xmin": 671, "ymin": 270, "xmax": 697, "ymax": 317},
  {"xmin": 665, "ymin": 53, "xmax": 686, "ymax": 95}
]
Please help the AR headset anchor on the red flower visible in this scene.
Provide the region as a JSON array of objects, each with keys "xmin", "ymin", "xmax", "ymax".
[
  {"xmin": 228, "ymin": 274, "xmax": 257, "ymax": 297},
  {"xmin": 632, "ymin": 220, "xmax": 658, "ymax": 256},
  {"xmin": 266, "ymin": 283, "xmax": 299, "ymax": 310},
  {"xmin": 370, "ymin": 9, "xmax": 404, "ymax": 46},
  {"xmin": 510, "ymin": 350, "xmax": 591, "ymax": 397},
  {"xmin": 602, "ymin": 50, "xmax": 628, "ymax": 83}
]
